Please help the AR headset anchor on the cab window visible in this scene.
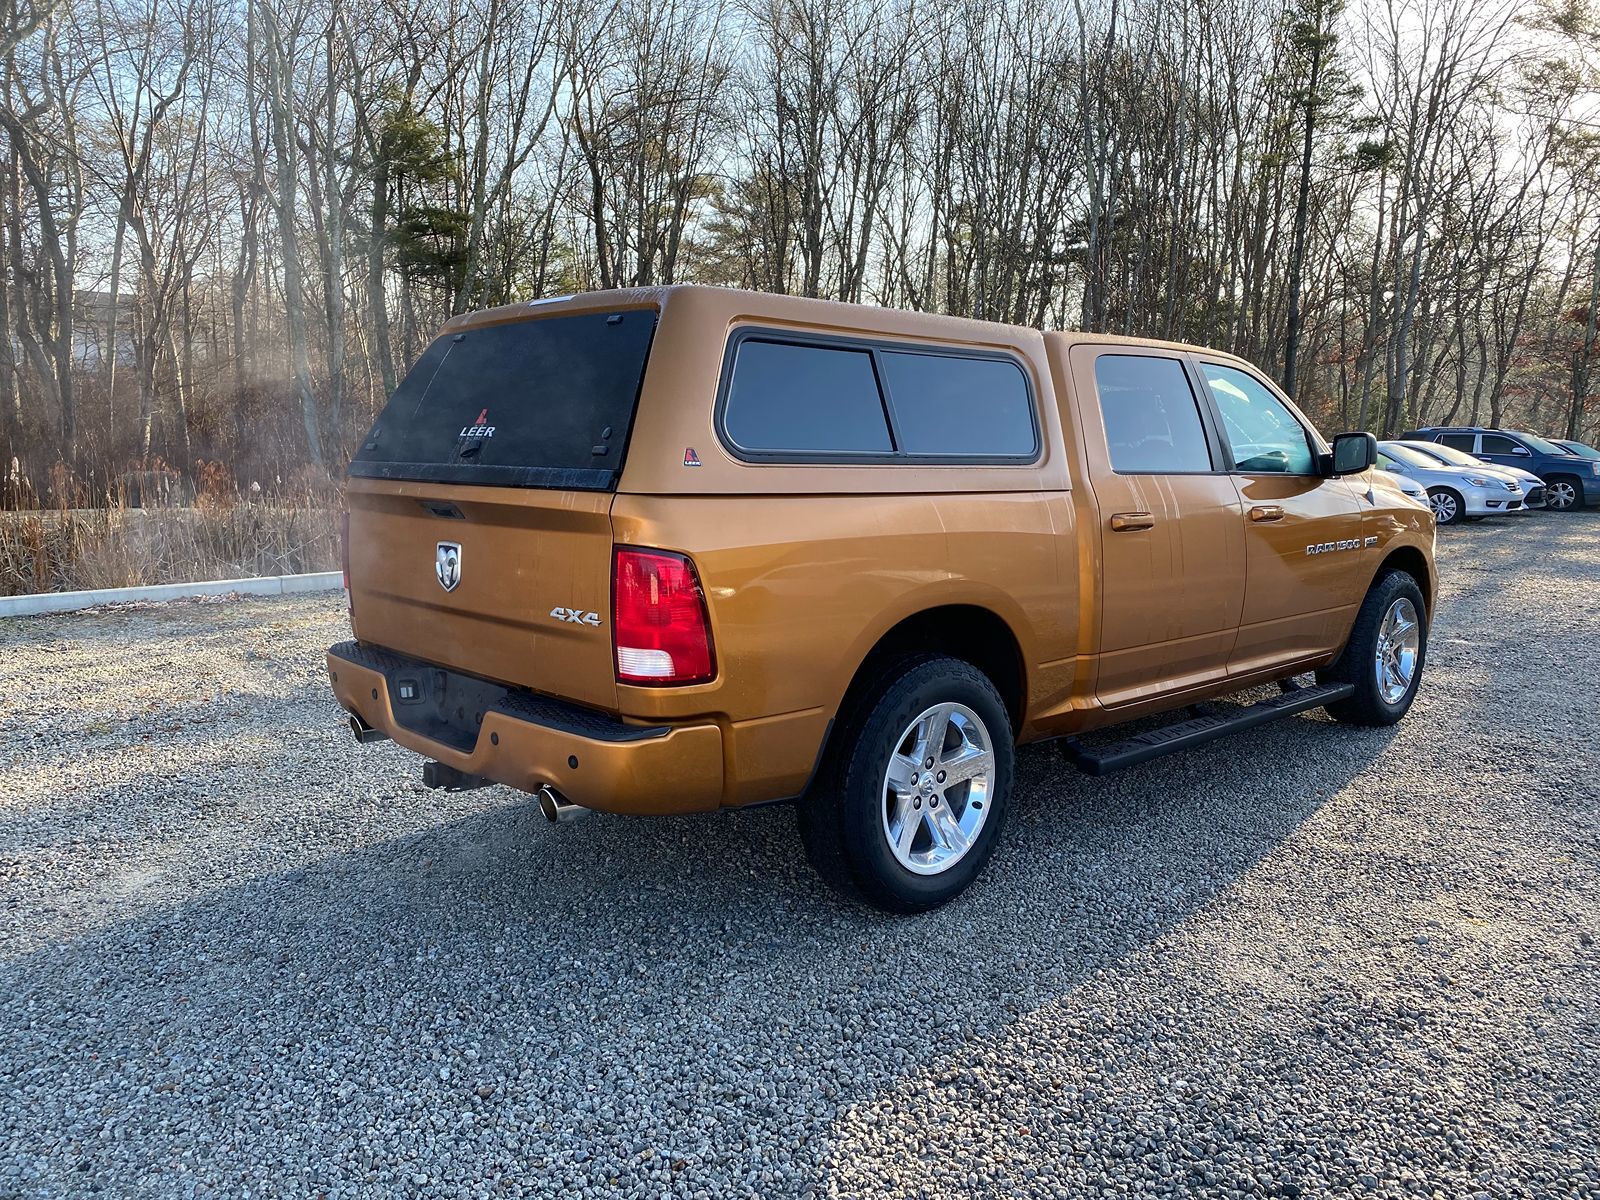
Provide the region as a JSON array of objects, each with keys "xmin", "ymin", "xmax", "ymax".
[
  {"xmin": 1093, "ymin": 355, "xmax": 1213, "ymax": 473},
  {"xmin": 1201, "ymin": 364, "xmax": 1315, "ymax": 474}
]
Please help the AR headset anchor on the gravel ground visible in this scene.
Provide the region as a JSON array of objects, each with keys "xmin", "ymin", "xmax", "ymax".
[{"xmin": 2, "ymin": 512, "xmax": 1598, "ymax": 1199}]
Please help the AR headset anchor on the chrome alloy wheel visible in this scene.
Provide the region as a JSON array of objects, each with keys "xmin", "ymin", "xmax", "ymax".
[
  {"xmin": 1375, "ymin": 596, "xmax": 1421, "ymax": 705},
  {"xmin": 1428, "ymin": 490, "xmax": 1459, "ymax": 523},
  {"xmin": 1546, "ymin": 480, "xmax": 1577, "ymax": 511},
  {"xmin": 881, "ymin": 702, "xmax": 994, "ymax": 875}
]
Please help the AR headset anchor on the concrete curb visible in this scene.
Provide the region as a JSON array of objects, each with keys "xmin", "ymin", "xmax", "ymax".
[{"xmin": 0, "ymin": 572, "xmax": 344, "ymax": 618}]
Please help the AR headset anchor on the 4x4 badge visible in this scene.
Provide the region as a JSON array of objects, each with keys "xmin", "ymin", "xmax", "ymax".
[
  {"xmin": 550, "ymin": 606, "xmax": 602, "ymax": 626},
  {"xmin": 435, "ymin": 542, "xmax": 462, "ymax": 592}
]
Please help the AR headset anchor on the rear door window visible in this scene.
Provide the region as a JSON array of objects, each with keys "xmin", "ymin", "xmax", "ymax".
[
  {"xmin": 1439, "ymin": 433, "xmax": 1477, "ymax": 452},
  {"xmin": 350, "ymin": 310, "xmax": 657, "ymax": 489},
  {"xmin": 1093, "ymin": 355, "xmax": 1213, "ymax": 473},
  {"xmin": 722, "ymin": 340, "xmax": 892, "ymax": 454}
]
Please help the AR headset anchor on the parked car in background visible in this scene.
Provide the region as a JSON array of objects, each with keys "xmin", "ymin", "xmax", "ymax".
[
  {"xmin": 1554, "ymin": 439, "xmax": 1600, "ymax": 463},
  {"xmin": 1396, "ymin": 439, "xmax": 1546, "ymax": 509},
  {"xmin": 1384, "ymin": 470, "xmax": 1430, "ymax": 506},
  {"xmin": 1376, "ymin": 442, "xmax": 1525, "ymax": 524},
  {"xmin": 1402, "ymin": 426, "xmax": 1600, "ymax": 511}
]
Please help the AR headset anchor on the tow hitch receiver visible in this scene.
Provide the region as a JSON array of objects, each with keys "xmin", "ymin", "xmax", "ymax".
[{"xmin": 422, "ymin": 761, "xmax": 494, "ymax": 792}]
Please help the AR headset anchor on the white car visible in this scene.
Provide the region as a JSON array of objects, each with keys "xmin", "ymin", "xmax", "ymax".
[
  {"xmin": 1395, "ymin": 439, "xmax": 1546, "ymax": 509},
  {"xmin": 1384, "ymin": 470, "xmax": 1429, "ymax": 505},
  {"xmin": 1376, "ymin": 442, "xmax": 1526, "ymax": 524}
]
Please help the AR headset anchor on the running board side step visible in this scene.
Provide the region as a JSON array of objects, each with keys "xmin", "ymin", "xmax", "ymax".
[{"xmin": 1061, "ymin": 681, "xmax": 1355, "ymax": 776}]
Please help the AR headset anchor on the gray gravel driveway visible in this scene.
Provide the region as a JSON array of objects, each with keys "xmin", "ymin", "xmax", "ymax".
[{"xmin": 2, "ymin": 513, "xmax": 1598, "ymax": 1198}]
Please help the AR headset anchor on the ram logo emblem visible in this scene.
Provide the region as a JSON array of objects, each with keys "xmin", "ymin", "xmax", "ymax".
[{"xmin": 435, "ymin": 542, "xmax": 463, "ymax": 592}]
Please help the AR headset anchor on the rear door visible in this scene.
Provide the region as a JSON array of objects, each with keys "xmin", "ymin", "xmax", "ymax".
[
  {"xmin": 1191, "ymin": 359, "xmax": 1367, "ymax": 676},
  {"xmin": 345, "ymin": 306, "xmax": 658, "ymax": 711},
  {"xmin": 1474, "ymin": 432, "xmax": 1536, "ymax": 471},
  {"xmin": 1071, "ymin": 346, "xmax": 1246, "ymax": 708}
]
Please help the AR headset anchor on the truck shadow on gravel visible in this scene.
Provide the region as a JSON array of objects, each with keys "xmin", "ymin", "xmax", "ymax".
[{"xmin": 2, "ymin": 707, "xmax": 1402, "ymax": 1189}]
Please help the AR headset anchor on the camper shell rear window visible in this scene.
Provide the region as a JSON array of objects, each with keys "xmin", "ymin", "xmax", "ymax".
[{"xmin": 349, "ymin": 309, "xmax": 657, "ymax": 490}]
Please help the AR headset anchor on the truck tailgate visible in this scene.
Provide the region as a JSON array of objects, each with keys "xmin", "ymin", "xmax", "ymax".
[{"xmin": 347, "ymin": 477, "xmax": 617, "ymax": 712}]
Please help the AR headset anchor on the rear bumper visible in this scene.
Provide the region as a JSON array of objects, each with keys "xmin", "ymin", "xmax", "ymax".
[{"xmin": 327, "ymin": 641, "xmax": 724, "ymax": 815}]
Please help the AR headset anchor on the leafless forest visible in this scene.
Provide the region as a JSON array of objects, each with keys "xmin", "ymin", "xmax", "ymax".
[{"xmin": 1, "ymin": 0, "xmax": 1598, "ymax": 511}]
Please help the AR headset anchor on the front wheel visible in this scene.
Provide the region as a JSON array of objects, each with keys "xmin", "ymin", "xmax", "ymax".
[
  {"xmin": 1427, "ymin": 487, "xmax": 1464, "ymax": 525},
  {"xmin": 1317, "ymin": 570, "xmax": 1428, "ymax": 726},
  {"xmin": 797, "ymin": 655, "xmax": 1014, "ymax": 913},
  {"xmin": 1545, "ymin": 477, "xmax": 1580, "ymax": 512}
]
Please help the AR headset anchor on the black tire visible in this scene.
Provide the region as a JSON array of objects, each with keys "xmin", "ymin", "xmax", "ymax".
[
  {"xmin": 1544, "ymin": 475, "xmax": 1581, "ymax": 512},
  {"xmin": 1426, "ymin": 487, "xmax": 1464, "ymax": 525},
  {"xmin": 797, "ymin": 654, "xmax": 1014, "ymax": 914},
  {"xmin": 1317, "ymin": 570, "xmax": 1428, "ymax": 726}
]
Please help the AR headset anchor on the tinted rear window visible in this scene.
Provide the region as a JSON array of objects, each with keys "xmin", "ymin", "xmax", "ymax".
[
  {"xmin": 1439, "ymin": 433, "xmax": 1476, "ymax": 451},
  {"xmin": 879, "ymin": 352, "xmax": 1036, "ymax": 456},
  {"xmin": 349, "ymin": 310, "xmax": 656, "ymax": 489},
  {"xmin": 723, "ymin": 340, "xmax": 892, "ymax": 454},
  {"xmin": 720, "ymin": 334, "xmax": 1037, "ymax": 461},
  {"xmin": 1093, "ymin": 355, "xmax": 1212, "ymax": 473}
]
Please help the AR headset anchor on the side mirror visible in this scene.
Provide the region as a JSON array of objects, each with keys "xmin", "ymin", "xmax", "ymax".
[
  {"xmin": 1511, "ymin": 446, "xmax": 1531, "ymax": 456},
  {"xmin": 1327, "ymin": 432, "xmax": 1377, "ymax": 476}
]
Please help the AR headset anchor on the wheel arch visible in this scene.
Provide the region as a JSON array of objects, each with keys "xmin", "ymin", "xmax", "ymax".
[
  {"xmin": 835, "ymin": 604, "xmax": 1028, "ymax": 741},
  {"xmin": 1374, "ymin": 543, "xmax": 1433, "ymax": 615}
]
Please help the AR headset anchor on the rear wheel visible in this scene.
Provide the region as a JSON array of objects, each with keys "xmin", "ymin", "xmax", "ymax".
[
  {"xmin": 1317, "ymin": 570, "xmax": 1427, "ymax": 726},
  {"xmin": 1545, "ymin": 476, "xmax": 1580, "ymax": 512},
  {"xmin": 798, "ymin": 655, "xmax": 1014, "ymax": 913},
  {"xmin": 1426, "ymin": 487, "xmax": 1464, "ymax": 525}
]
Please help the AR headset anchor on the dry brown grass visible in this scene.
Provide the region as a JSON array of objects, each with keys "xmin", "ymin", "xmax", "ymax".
[{"xmin": 0, "ymin": 501, "xmax": 339, "ymax": 596}]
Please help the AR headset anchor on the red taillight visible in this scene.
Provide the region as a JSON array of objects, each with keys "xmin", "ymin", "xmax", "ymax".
[{"xmin": 612, "ymin": 547, "xmax": 715, "ymax": 686}]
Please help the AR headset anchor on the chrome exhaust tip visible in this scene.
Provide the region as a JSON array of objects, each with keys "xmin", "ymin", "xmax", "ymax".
[
  {"xmin": 537, "ymin": 786, "xmax": 589, "ymax": 824},
  {"xmin": 349, "ymin": 713, "xmax": 389, "ymax": 744}
]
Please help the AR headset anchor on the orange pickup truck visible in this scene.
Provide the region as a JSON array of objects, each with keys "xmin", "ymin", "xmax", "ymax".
[{"xmin": 328, "ymin": 286, "xmax": 1435, "ymax": 912}]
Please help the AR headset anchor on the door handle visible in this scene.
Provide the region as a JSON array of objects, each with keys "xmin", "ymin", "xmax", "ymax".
[
  {"xmin": 1109, "ymin": 512, "xmax": 1155, "ymax": 532},
  {"xmin": 1249, "ymin": 505, "xmax": 1285, "ymax": 523}
]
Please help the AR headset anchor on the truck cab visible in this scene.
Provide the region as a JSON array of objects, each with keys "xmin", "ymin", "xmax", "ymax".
[{"xmin": 330, "ymin": 287, "xmax": 1436, "ymax": 912}]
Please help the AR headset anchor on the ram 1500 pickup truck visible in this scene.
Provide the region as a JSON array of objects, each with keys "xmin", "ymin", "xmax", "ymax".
[{"xmin": 328, "ymin": 286, "xmax": 1436, "ymax": 912}]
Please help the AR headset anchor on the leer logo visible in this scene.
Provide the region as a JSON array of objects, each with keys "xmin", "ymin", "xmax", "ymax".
[
  {"xmin": 460, "ymin": 408, "xmax": 496, "ymax": 439},
  {"xmin": 683, "ymin": 447, "xmax": 701, "ymax": 467}
]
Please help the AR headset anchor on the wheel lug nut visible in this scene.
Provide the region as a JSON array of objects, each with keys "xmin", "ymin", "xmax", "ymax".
[
  {"xmin": 925, "ymin": 757, "xmax": 934, "ymax": 769},
  {"xmin": 910, "ymin": 773, "xmax": 918, "ymax": 785},
  {"xmin": 913, "ymin": 798, "xmax": 921, "ymax": 809},
  {"xmin": 937, "ymin": 771, "xmax": 946, "ymax": 783}
]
